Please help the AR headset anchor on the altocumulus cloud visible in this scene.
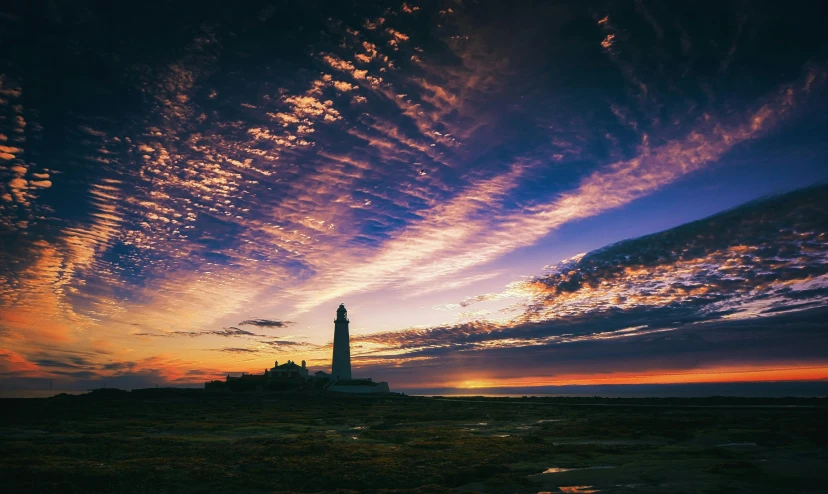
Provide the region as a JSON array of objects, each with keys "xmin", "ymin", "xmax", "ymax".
[
  {"xmin": 0, "ymin": 1, "xmax": 826, "ymax": 388},
  {"xmin": 348, "ymin": 185, "xmax": 828, "ymax": 383}
]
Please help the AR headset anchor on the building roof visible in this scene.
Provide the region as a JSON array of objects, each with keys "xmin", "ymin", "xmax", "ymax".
[{"xmin": 273, "ymin": 361, "xmax": 303, "ymax": 370}]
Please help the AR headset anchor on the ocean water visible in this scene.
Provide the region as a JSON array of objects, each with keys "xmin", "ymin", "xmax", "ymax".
[
  {"xmin": 416, "ymin": 393, "xmax": 574, "ymax": 398},
  {"xmin": 405, "ymin": 381, "xmax": 828, "ymax": 398},
  {"xmin": 2, "ymin": 381, "xmax": 827, "ymax": 399}
]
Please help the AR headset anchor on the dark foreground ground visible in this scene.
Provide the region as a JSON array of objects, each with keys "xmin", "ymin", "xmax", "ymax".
[{"xmin": 1, "ymin": 390, "xmax": 827, "ymax": 493}]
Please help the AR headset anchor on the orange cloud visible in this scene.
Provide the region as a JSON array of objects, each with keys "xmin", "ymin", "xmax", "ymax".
[{"xmin": 0, "ymin": 348, "xmax": 40, "ymax": 375}]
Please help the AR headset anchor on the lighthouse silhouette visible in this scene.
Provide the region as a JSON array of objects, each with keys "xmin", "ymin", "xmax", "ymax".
[{"xmin": 331, "ymin": 303, "xmax": 352, "ymax": 380}]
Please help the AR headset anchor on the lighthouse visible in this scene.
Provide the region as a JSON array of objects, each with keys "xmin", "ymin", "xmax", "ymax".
[{"xmin": 331, "ymin": 303, "xmax": 352, "ymax": 380}]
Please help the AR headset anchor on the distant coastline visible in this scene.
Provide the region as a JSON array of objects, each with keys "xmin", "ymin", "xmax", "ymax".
[
  {"xmin": 4, "ymin": 380, "xmax": 827, "ymax": 399},
  {"xmin": 0, "ymin": 389, "xmax": 87, "ymax": 399}
]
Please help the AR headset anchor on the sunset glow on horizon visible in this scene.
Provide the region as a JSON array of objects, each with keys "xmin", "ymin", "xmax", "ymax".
[
  {"xmin": 2, "ymin": 1, "xmax": 828, "ymax": 392},
  {"xmin": 448, "ymin": 365, "xmax": 828, "ymax": 390}
]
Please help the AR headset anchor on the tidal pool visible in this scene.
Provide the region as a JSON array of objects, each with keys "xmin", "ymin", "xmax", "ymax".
[
  {"xmin": 541, "ymin": 466, "xmax": 615, "ymax": 474},
  {"xmin": 558, "ymin": 486, "xmax": 600, "ymax": 493}
]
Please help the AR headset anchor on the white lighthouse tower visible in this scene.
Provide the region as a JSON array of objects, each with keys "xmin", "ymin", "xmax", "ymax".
[{"xmin": 331, "ymin": 303, "xmax": 352, "ymax": 381}]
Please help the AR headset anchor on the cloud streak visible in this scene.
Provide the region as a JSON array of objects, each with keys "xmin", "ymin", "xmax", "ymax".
[
  {"xmin": 134, "ymin": 327, "xmax": 261, "ymax": 338},
  {"xmin": 238, "ymin": 319, "xmax": 293, "ymax": 328}
]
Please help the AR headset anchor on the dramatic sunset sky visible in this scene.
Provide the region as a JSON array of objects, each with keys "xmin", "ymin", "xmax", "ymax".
[{"xmin": 1, "ymin": 1, "xmax": 827, "ymax": 391}]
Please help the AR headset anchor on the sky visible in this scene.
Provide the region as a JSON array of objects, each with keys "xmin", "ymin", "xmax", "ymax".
[{"xmin": 1, "ymin": 1, "xmax": 827, "ymax": 391}]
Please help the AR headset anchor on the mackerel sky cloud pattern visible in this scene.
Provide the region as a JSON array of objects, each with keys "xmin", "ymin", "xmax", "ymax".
[{"xmin": 1, "ymin": 1, "xmax": 827, "ymax": 390}]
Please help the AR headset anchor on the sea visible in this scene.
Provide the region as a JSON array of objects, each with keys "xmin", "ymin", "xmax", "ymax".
[
  {"xmin": 2, "ymin": 381, "xmax": 826, "ymax": 399},
  {"xmin": 405, "ymin": 381, "xmax": 828, "ymax": 398}
]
